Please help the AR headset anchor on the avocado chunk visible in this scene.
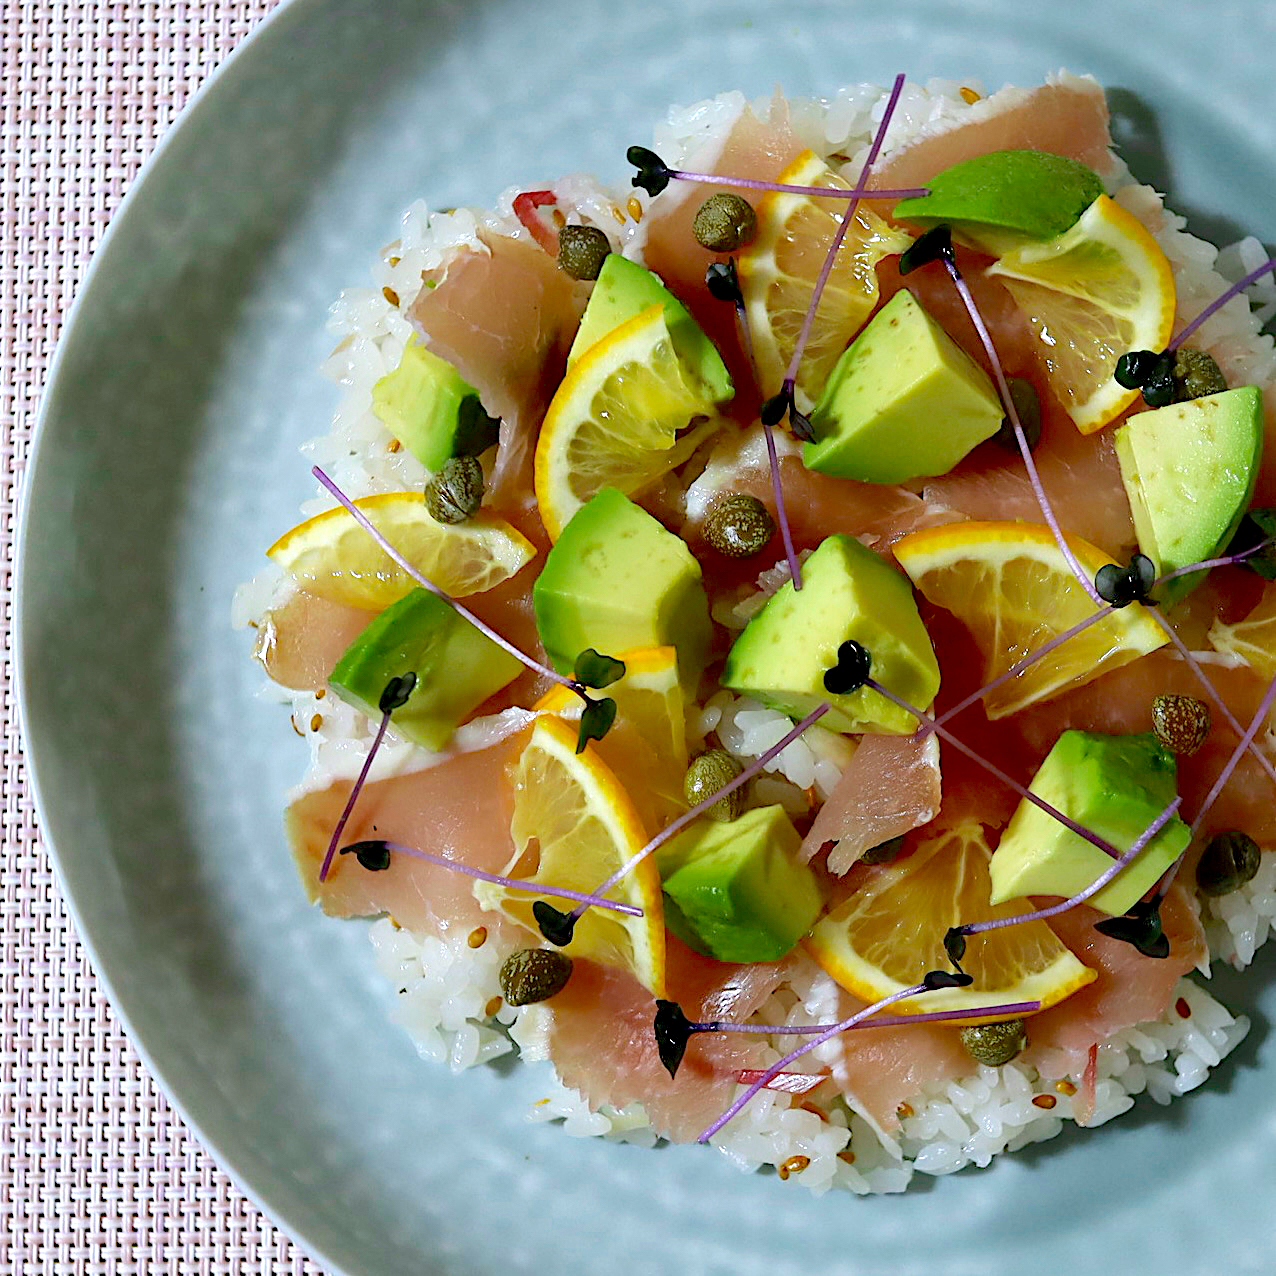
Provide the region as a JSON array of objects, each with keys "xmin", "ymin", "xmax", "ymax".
[
  {"xmin": 371, "ymin": 338, "xmax": 501, "ymax": 471},
  {"xmin": 722, "ymin": 534, "xmax": 941, "ymax": 735},
  {"xmin": 330, "ymin": 587, "xmax": 522, "ymax": 751},
  {"xmin": 892, "ymin": 150, "xmax": 1104, "ymax": 255},
  {"xmin": 567, "ymin": 254, "xmax": 733, "ymax": 402},
  {"xmin": 656, "ymin": 805, "xmax": 824, "ymax": 963},
  {"xmin": 533, "ymin": 488, "xmax": 713, "ymax": 688},
  {"xmin": 1115, "ymin": 386, "xmax": 1264, "ymax": 605},
  {"xmin": 988, "ymin": 731, "xmax": 1191, "ymax": 917},
  {"xmin": 804, "ymin": 290, "xmax": 1003, "ymax": 484}
]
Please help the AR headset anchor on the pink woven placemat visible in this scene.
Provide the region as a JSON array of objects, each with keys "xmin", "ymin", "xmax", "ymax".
[{"xmin": 1, "ymin": 3, "xmax": 330, "ymax": 1270}]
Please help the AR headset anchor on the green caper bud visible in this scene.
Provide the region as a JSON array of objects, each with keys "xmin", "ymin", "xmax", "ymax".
[
  {"xmin": 1151, "ymin": 693, "xmax": 1212, "ymax": 756},
  {"xmin": 992, "ymin": 377, "xmax": 1043, "ymax": 452},
  {"xmin": 499, "ymin": 948, "xmax": 574, "ymax": 1006},
  {"xmin": 684, "ymin": 749, "xmax": 744, "ymax": 821},
  {"xmin": 424, "ymin": 455, "xmax": 485, "ymax": 524},
  {"xmin": 692, "ymin": 193, "xmax": 758, "ymax": 252},
  {"xmin": 557, "ymin": 224, "xmax": 612, "ymax": 281},
  {"xmin": 703, "ymin": 493, "xmax": 775, "ymax": 558},
  {"xmin": 959, "ymin": 1019, "xmax": 1027, "ymax": 1067},
  {"xmin": 1196, "ymin": 831, "xmax": 1261, "ymax": 897},
  {"xmin": 860, "ymin": 834, "xmax": 906, "ymax": 866},
  {"xmin": 1173, "ymin": 347, "xmax": 1228, "ymax": 402}
]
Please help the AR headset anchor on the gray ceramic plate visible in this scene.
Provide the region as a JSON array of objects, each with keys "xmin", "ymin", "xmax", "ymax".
[{"xmin": 19, "ymin": 1, "xmax": 1276, "ymax": 1272}]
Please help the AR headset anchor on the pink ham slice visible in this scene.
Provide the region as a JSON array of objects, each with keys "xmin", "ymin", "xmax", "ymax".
[
  {"xmin": 285, "ymin": 737, "xmax": 523, "ymax": 942},
  {"xmin": 801, "ymin": 734, "xmax": 941, "ymax": 874},
  {"xmin": 547, "ymin": 937, "xmax": 786, "ymax": 1142}
]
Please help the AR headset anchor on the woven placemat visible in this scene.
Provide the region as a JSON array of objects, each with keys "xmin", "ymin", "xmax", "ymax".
[{"xmin": 1, "ymin": 3, "xmax": 330, "ymax": 1270}]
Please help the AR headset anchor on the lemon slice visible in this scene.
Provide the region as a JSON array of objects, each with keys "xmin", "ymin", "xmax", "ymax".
[
  {"xmin": 534, "ymin": 304, "xmax": 723, "ymax": 542},
  {"xmin": 475, "ymin": 716, "xmax": 666, "ymax": 997},
  {"xmin": 987, "ymin": 195, "xmax": 1176, "ymax": 434},
  {"xmin": 806, "ymin": 822, "xmax": 1095, "ymax": 1020},
  {"xmin": 737, "ymin": 150, "xmax": 912, "ymax": 407},
  {"xmin": 536, "ymin": 646, "xmax": 688, "ymax": 830},
  {"xmin": 893, "ymin": 521, "xmax": 1168, "ymax": 718},
  {"xmin": 267, "ymin": 492, "xmax": 536, "ymax": 611},
  {"xmin": 1210, "ymin": 580, "xmax": 1276, "ymax": 680}
]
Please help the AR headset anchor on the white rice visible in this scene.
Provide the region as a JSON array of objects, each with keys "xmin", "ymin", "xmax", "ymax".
[{"xmin": 242, "ymin": 73, "xmax": 1276, "ymax": 1193}]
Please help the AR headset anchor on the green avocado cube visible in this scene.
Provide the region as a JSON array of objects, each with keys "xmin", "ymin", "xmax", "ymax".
[
  {"xmin": 892, "ymin": 150, "xmax": 1104, "ymax": 255},
  {"xmin": 988, "ymin": 730, "xmax": 1192, "ymax": 917},
  {"xmin": 567, "ymin": 254, "xmax": 733, "ymax": 402},
  {"xmin": 371, "ymin": 338, "xmax": 500, "ymax": 471},
  {"xmin": 1115, "ymin": 386, "xmax": 1264, "ymax": 605},
  {"xmin": 804, "ymin": 290, "xmax": 1003, "ymax": 484},
  {"xmin": 533, "ymin": 488, "xmax": 713, "ymax": 688},
  {"xmin": 656, "ymin": 805, "xmax": 824, "ymax": 963},
  {"xmin": 722, "ymin": 534, "xmax": 940, "ymax": 735},
  {"xmin": 330, "ymin": 587, "xmax": 522, "ymax": 751}
]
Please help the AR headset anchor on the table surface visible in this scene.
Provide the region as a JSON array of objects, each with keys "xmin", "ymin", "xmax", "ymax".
[{"xmin": 2, "ymin": 3, "xmax": 330, "ymax": 1270}]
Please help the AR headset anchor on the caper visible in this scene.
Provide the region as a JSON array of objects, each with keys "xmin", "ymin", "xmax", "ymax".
[
  {"xmin": 1173, "ymin": 347, "xmax": 1228, "ymax": 402},
  {"xmin": 992, "ymin": 377, "xmax": 1043, "ymax": 452},
  {"xmin": 959, "ymin": 1019, "xmax": 1027, "ymax": 1067},
  {"xmin": 557, "ymin": 224, "xmax": 612, "ymax": 281},
  {"xmin": 684, "ymin": 749, "xmax": 744, "ymax": 822},
  {"xmin": 703, "ymin": 493, "xmax": 775, "ymax": 558},
  {"xmin": 498, "ymin": 948, "xmax": 574, "ymax": 1006},
  {"xmin": 861, "ymin": 834, "xmax": 906, "ymax": 866},
  {"xmin": 692, "ymin": 193, "xmax": 758, "ymax": 252},
  {"xmin": 1196, "ymin": 830, "xmax": 1261, "ymax": 897},
  {"xmin": 1151, "ymin": 693, "xmax": 1212, "ymax": 756},
  {"xmin": 424, "ymin": 455, "xmax": 485, "ymax": 524}
]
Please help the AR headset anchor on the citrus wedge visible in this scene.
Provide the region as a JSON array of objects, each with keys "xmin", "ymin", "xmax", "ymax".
[
  {"xmin": 536, "ymin": 646, "xmax": 688, "ymax": 830},
  {"xmin": 987, "ymin": 194, "xmax": 1176, "ymax": 434},
  {"xmin": 268, "ymin": 492, "xmax": 535, "ymax": 610},
  {"xmin": 737, "ymin": 150, "xmax": 912, "ymax": 407},
  {"xmin": 534, "ymin": 304, "xmax": 724, "ymax": 541},
  {"xmin": 893, "ymin": 520, "xmax": 1168, "ymax": 718},
  {"xmin": 806, "ymin": 822, "xmax": 1095, "ymax": 1020},
  {"xmin": 1210, "ymin": 580, "xmax": 1276, "ymax": 680},
  {"xmin": 475, "ymin": 716, "xmax": 666, "ymax": 997}
]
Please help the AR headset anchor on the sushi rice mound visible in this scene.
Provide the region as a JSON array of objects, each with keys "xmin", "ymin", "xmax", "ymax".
[{"xmin": 234, "ymin": 72, "xmax": 1276, "ymax": 1194}]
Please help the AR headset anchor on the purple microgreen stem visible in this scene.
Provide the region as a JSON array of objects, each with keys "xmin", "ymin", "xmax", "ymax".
[
  {"xmin": 950, "ymin": 797, "xmax": 1181, "ymax": 942},
  {"xmin": 688, "ymin": 1000, "xmax": 1042, "ymax": 1037},
  {"xmin": 579, "ymin": 704, "xmax": 832, "ymax": 920},
  {"xmin": 864, "ymin": 677, "xmax": 1126, "ymax": 861},
  {"xmin": 783, "ymin": 73, "xmax": 906, "ymax": 391},
  {"xmin": 918, "ymin": 603, "xmax": 1116, "ymax": 738},
  {"xmin": 937, "ymin": 258, "xmax": 1106, "ymax": 609},
  {"xmin": 318, "ymin": 708, "xmax": 391, "ymax": 882},
  {"xmin": 761, "ymin": 411, "xmax": 804, "ymax": 590},
  {"xmin": 1169, "ymin": 255, "xmax": 1276, "ymax": 352},
  {"xmin": 1147, "ymin": 608, "xmax": 1276, "ymax": 787},
  {"xmin": 668, "ymin": 170, "xmax": 927, "ymax": 201},
  {"xmin": 311, "ymin": 466, "xmax": 587, "ymax": 702},
  {"xmin": 1187, "ymin": 670, "xmax": 1276, "ymax": 836},
  {"xmin": 354, "ymin": 840, "xmax": 642, "ymax": 917},
  {"xmin": 1154, "ymin": 538, "xmax": 1276, "ymax": 582}
]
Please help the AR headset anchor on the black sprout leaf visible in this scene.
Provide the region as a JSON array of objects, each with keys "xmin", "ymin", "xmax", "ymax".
[
  {"xmin": 705, "ymin": 260, "xmax": 743, "ymax": 305},
  {"xmin": 1228, "ymin": 508, "xmax": 1276, "ymax": 581},
  {"xmin": 1114, "ymin": 349, "xmax": 1164, "ymax": 389},
  {"xmin": 760, "ymin": 390, "xmax": 789, "ymax": 428},
  {"xmin": 533, "ymin": 900, "xmax": 578, "ymax": 947},
  {"xmin": 899, "ymin": 225, "xmax": 956, "ymax": 276},
  {"xmin": 1093, "ymin": 899, "xmax": 1170, "ymax": 959},
  {"xmin": 923, "ymin": 969, "xmax": 973, "ymax": 990},
  {"xmin": 340, "ymin": 839, "xmax": 393, "ymax": 872},
  {"xmin": 573, "ymin": 648, "xmax": 627, "ymax": 690},
  {"xmin": 1094, "ymin": 554, "xmax": 1157, "ymax": 608},
  {"xmin": 379, "ymin": 672, "xmax": 418, "ymax": 714},
  {"xmin": 823, "ymin": 640, "xmax": 872, "ymax": 696},
  {"xmin": 943, "ymin": 927, "xmax": 969, "ymax": 967},
  {"xmin": 577, "ymin": 696, "xmax": 618, "ymax": 753},
  {"xmin": 789, "ymin": 404, "xmax": 816, "ymax": 444},
  {"xmin": 654, "ymin": 999, "xmax": 696, "ymax": 1079},
  {"xmin": 627, "ymin": 145, "xmax": 672, "ymax": 196}
]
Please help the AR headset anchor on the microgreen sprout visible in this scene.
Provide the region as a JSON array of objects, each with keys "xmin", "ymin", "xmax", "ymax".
[
  {"xmin": 310, "ymin": 465, "xmax": 620, "ymax": 752},
  {"xmin": 1094, "ymin": 554, "xmax": 1157, "ymax": 608},
  {"xmin": 335, "ymin": 840, "xmax": 642, "ymax": 919},
  {"xmin": 1093, "ymin": 898, "xmax": 1170, "ymax": 958},
  {"xmin": 822, "ymin": 639, "xmax": 873, "ymax": 695},
  {"xmin": 623, "ymin": 143, "xmax": 926, "ymax": 202}
]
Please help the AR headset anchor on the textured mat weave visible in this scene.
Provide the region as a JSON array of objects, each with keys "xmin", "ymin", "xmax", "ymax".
[{"xmin": 2, "ymin": 3, "xmax": 327, "ymax": 1270}]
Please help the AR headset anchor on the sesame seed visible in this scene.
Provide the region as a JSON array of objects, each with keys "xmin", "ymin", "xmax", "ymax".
[
  {"xmin": 382, "ymin": 285, "xmax": 400, "ymax": 308},
  {"xmin": 1032, "ymin": 1094, "xmax": 1057, "ymax": 1110},
  {"xmin": 1176, "ymin": 996, "xmax": 1191, "ymax": 1019},
  {"xmin": 1056, "ymin": 1080, "xmax": 1077, "ymax": 1096},
  {"xmin": 777, "ymin": 1155, "xmax": 810, "ymax": 1180},
  {"xmin": 315, "ymin": 688, "xmax": 326, "ymax": 700},
  {"xmin": 467, "ymin": 926, "xmax": 488, "ymax": 949},
  {"xmin": 612, "ymin": 206, "xmax": 627, "ymax": 226},
  {"xmin": 310, "ymin": 713, "xmax": 323, "ymax": 732},
  {"xmin": 837, "ymin": 1150, "xmax": 857, "ymax": 1166},
  {"xmin": 485, "ymin": 996, "xmax": 503, "ymax": 1018},
  {"xmin": 290, "ymin": 717, "xmax": 304, "ymax": 738},
  {"xmin": 388, "ymin": 255, "xmax": 401, "ymax": 267},
  {"xmin": 896, "ymin": 1102, "xmax": 914, "ymax": 1120},
  {"xmin": 387, "ymin": 438, "xmax": 401, "ymax": 453},
  {"xmin": 627, "ymin": 196, "xmax": 643, "ymax": 222},
  {"xmin": 960, "ymin": 86, "xmax": 981, "ymax": 104}
]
